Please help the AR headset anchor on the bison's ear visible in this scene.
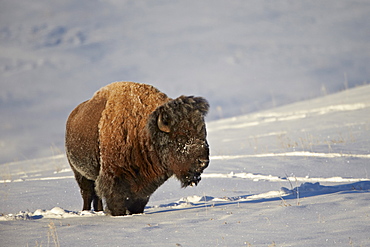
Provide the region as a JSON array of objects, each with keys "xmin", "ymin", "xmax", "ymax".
[{"xmin": 158, "ymin": 111, "xmax": 171, "ymax": 133}]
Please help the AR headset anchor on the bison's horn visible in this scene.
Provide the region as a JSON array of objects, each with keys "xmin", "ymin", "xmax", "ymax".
[{"xmin": 158, "ymin": 112, "xmax": 171, "ymax": 133}]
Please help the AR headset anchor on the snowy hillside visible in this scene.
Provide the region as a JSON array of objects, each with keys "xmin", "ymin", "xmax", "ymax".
[
  {"xmin": 1, "ymin": 85, "xmax": 370, "ymax": 246},
  {"xmin": 1, "ymin": 0, "xmax": 370, "ymax": 164}
]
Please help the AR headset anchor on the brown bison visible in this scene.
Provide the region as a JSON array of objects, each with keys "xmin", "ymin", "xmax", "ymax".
[{"xmin": 65, "ymin": 82, "xmax": 210, "ymax": 216}]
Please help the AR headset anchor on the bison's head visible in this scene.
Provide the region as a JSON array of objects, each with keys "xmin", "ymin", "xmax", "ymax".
[{"xmin": 148, "ymin": 96, "xmax": 210, "ymax": 187}]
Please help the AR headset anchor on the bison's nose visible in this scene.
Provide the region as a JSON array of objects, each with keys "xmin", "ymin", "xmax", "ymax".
[{"xmin": 198, "ymin": 159, "xmax": 209, "ymax": 169}]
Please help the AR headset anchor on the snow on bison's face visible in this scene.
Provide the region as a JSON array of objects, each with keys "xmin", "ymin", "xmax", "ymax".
[{"xmin": 148, "ymin": 96, "xmax": 210, "ymax": 188}]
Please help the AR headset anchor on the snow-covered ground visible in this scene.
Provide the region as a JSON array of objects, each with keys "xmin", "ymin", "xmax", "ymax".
[{"xmin": 1, "ymin": 85, "xmax": 370, "ymax": 246}]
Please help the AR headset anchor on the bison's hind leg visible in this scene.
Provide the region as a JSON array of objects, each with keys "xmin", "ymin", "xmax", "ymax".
[
  {"xmin": 92, "ymin": 192, "xmax": 103, "ymax": 212},
  {"xmin": 72, "ymin": 167, "xmax": 103, "ymax": 211}
]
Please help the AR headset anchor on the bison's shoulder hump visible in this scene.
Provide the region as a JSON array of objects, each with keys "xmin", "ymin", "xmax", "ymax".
[
  {"xmin": 96, "ymin": 82, "xmax": 166, "ymax": 100},
  {"xmin": 96, "ymin": 81, "xmax": 170, "ymax": 120}
]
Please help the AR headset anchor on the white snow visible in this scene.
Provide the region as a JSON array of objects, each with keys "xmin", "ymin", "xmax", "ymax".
[{"xmin": 1, "ymin": 1, "xmax": 370, "ymax": 246}]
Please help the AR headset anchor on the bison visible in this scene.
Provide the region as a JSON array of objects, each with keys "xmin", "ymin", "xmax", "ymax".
[{"xmin": 65, "ymin": 81, "xmax": 210, "ymax": 216}]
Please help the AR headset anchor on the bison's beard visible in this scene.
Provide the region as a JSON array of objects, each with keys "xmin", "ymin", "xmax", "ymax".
[
  {"xmin": 179, "ymin": 171, "xmax": 202, "ymax": 188},
  {"xmin": 178, "ymin": 159, "xmax": 209, "ymax": 188}
]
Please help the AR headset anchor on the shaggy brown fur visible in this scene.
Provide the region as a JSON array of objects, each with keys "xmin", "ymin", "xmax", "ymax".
[{"xmin": 65, "ymin": 82, "xmax": 209, "ymax": 216}]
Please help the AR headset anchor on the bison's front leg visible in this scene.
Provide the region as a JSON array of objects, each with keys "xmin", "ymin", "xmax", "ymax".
[
  {"xmin": 105, "ymin": 194, "xmax": 129, "ymax": 216},
  {"xmin": 104, "ymin": 190, "xmax": 149, "ymax": 216},
  {"xmin": 107, "ymin": 196, "xmax": 149, "ymax": 216},
  {"xmin": 96, "ymin": 174, "xmax": 150, "ymax": 216},
  {"xmin": 125, "ymin": 196, "xmax": 150, "ymax": 215},
  {"xmin": 95, "ymin": 174, "xmax": 126, "ymax": 216}
]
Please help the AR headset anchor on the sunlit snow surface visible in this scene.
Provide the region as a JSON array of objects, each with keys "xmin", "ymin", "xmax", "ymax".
[{"xmin": 1, "ymin": 85, "xmax": 370, "ymax": 246}]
